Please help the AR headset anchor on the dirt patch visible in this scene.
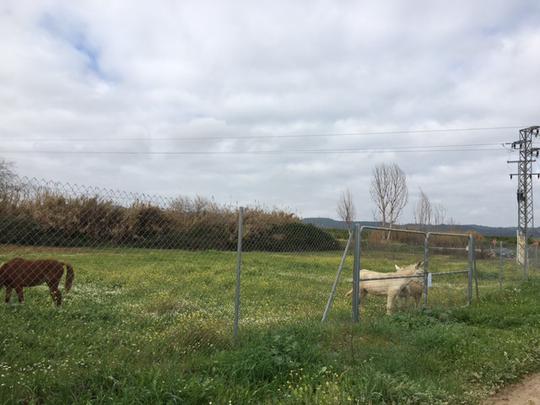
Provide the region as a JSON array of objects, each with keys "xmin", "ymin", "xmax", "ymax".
[{"xmin": 485, "ymin": 373, "xmax": 540, "ymax": 404}]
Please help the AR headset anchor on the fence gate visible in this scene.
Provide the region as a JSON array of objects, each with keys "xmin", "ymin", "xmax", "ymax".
[{"xmin": 337, "ymin": 225, "xmax": 478, "ymax": 323}]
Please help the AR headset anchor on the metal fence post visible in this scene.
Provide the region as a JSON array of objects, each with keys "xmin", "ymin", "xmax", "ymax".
[
  {"xmin": 423, "ymin": 233, "xmax": 430, "ymax": 308},
  {"xmin": 473, "ymin": 237, "xmax": 479, "ymax": 299},
  {"xmin": 233, "ymin": 207, "xmax": 244, "ymax": 339},
  {"xmin": 322, "ymin": 231, "xmax": 353, "ymax": 322},
  {"xmin": 499, "ymin": 241, "xmax": 503, "ymax": 289},
  {"xmin": 467, "ymin": 234, "xmax": 473, "ymax": 305},
  {"xmin": 352, "ymin": 224, "xmax": 361, "ymax": 323}
]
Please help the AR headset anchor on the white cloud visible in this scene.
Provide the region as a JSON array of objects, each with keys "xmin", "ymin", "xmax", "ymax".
[{"xmin": 1, "ymin": 0, "xmax": 539, "ymax": 226}]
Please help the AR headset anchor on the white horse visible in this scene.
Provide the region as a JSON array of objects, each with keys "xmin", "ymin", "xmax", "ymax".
[
  {"xmin": 394, "ymin": 263, "xmax": 424, "ymax": 309},
  {"xmin": 347, "ymin": 261, "xmax": 424, "ymax": 314}
]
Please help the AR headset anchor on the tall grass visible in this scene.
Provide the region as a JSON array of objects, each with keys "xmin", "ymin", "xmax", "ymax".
[{"xmin": 0, "ymin": 246, "xmax": 538, "ymax": 404}]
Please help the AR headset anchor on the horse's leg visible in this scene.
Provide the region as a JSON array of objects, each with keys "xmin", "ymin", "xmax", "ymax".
[
  {"xmin": 15, "ymin": 286, "xmax": 24, "ymax": 304},
  {"xmin": 48, "ymin": 281, "xmax": 62, "ymax": 306},
  {"xmin": 386, "ymin": 291, "xmax": 397, "ymax": 315},
  {"xmin": 5, "ymin": 287, "xmax": 12, "ymax": 304},
  {"xmin": 414, "ymin": 291, "xmax": 422, "ymax": 308},
  {"xmin": 48, "ymin": 287, "xmax": 62, "ymax": 306},
  {"xmin": 405, "ymin": 286, "xmax": 412, "ymax": 306},
  {"xmin": 52, "ymin": 288, "xmax": 62, "ymax": 306},
  {"xmin": 396, "ymin": 287, "xmax": 406, "ymax": 310},
  {"xmin": 55, "ymin": 288, "xmax": 62, "ymax": 306},
  {"xmin": 403, "ymin": 288, "xmax": 411, "ymax": 309},
  {"xmin": 359, "ymin": 289, "xmax": 367, "ymax": 312}
]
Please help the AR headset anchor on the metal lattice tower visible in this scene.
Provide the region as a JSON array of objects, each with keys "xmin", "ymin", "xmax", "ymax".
[{"xmin": 508, "ymin": 126, "xmax": 540, "ymax": 276}]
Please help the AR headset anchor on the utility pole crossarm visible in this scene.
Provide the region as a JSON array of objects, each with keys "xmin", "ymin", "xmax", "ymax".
[{"xmin": 507, "ymin": 160, "xmax": 536, "ymax": 164}]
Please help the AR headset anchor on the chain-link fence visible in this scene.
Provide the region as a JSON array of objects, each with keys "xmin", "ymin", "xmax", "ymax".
[
  {"xmin": 235, "ymin": 208, "xmax": 349, "ymax": 332},
  {"xmin": 425, "ymin": 232, "xmax": 475, "ymax": 310},
  {"xmin": 346, "ymin": 226, "xmax": 426, "ymax": 320},
  {"xmin": 327, "ymin": 226, "xmax": 477, "ymax": 323},
  {"xmin": 0, "ymin": 176, "xmax": 245, "ymax": 341},
  {"xmin": 1, "ymin": 176, "xmax": 537, "ymax": 339},
  {"xmin": 0, "ymin": 176, "xmax": 352, "ymax": 339},
  {"xmin": 478, "ymin": 240, "xmax": 538, "ymax": 290}
]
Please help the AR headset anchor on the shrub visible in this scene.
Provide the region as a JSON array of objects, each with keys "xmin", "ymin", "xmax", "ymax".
[
  {"xmin": 244, "ymin": 223, "xmax": 341, "ymax": 252},
  {"xmin": 0, "ymin": 182, "xmax": 340, "ymax": 252}
]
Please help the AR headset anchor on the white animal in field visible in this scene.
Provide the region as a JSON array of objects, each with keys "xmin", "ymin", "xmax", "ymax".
[
  {"xmin": 394, "ymin": 263, "xmax": 424, "ymax": 309},
  {"xmin": 347, "ymin": 261, "xmax": 425, "ymax": 314}
]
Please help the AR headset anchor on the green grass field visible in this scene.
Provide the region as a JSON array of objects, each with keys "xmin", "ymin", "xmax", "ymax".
[{"xmin": 0, "ymin": 246, "xmax": 539, "ymax": 404}]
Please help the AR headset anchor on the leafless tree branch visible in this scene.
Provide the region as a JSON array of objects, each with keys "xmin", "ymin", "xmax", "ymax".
[
  {"xmin": 413, "ymin": 188, "xmax": 432, "ymax": 229},
  {"xmin": 370, "ymin": 163, "xmax": 408, "ymax": 230},
  {"xmin": 337, "ymin": 188, "xmax": 356, "ymax": 231}
]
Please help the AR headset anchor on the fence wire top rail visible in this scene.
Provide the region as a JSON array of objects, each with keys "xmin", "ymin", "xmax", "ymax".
[
  {"xmin": 358, "ymin": 225, "xmax": 472, "ymax": 239},
  {"xmin": 357, "ymin": 270, "xmax": 469, "ymax": 283},
  {"xmin": 427, "ymin": 231, "xmax": 471, "ymax": 238},
  {"xmin": 432, "ymin": 270, "xmax": 470, "ymax": 276},
  {"xmin": 359, "ymin": 274, "xmax": 425, "ymax": 282},
  {"xmin": 359, "ymin": 225, "xmax": 427, "ymax": 235},
  {"xmin": 9, "ymin": 176, "xmax": 178, "ymax": 208}
]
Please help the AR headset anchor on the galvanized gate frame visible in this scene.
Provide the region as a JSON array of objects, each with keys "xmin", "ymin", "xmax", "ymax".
[{"xmin": 350, "ymin": 224, "xmax": 477, "ymax": 323}]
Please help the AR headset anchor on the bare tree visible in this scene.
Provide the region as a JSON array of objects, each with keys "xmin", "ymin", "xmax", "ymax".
[
  {"xmin": 432, "ymin": 203, "xmax": 447, "ymax": 226},
  {"xmin": 0, "ymin": 160, "xmax": 14, "ymax": 190},
  {"xmin": 414, "ymin": 188, "xmax": 432, "ymax": 229},
  {"xmin": 370, "ymin": 163, "xmax": 408, "ymax": 229},
  {"xmin": 336, "ymin": 188, "xmax": 356, "ymax": 232},
  {"xmin": 0, "ymin": 160, "xmax": 16, "ymax": 203},
  {"xmin": 447, "ymin": 216, "xmax": 458, "ymax": 229}
]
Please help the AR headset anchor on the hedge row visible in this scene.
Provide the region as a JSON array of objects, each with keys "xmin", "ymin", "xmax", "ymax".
[{"xmin": 0, "ymin": 194, "xmax": 340, "ymax": 252}]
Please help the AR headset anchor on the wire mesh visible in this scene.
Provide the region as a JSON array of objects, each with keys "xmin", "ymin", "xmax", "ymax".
[
  {"xmin": 238, "ymin": 217, "xmax": 350, "ymax": 327},
  {"xmin": 1, "ymin": 175, "xmax": 535, "ymax": 332},
  {"xmin": 479, "ymin": 239, "xmax": 530, "ymax": 290},
  {"xmin": 3, "ymin": 175, "xmax": 540, "ymax": 403},
  {"xmin": 340, "ymin": 226, "xmax": 483, "ymax": 321},
  {"xmin": 0, "ymin": 176, "xmax": 240, "ymax": 334},
  {"xmin": 0, "ymin": 176, "xmax": 352, "ymax": 334},
  {"xmin": 426, "ymin": 233, "xmax": 472, "ymax": 309},
  {"xmin": 352, "ymin": 226, "xmax": 428, "ymax": 318}
]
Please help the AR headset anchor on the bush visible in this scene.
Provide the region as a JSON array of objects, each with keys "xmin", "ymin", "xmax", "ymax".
[
  {"xmin": 244, "ymin": 223, "xmax": 341, "ymax": 252},
  {"xmin": 0, "ymin": 185, "xmax": 340, "ymax": 252}
]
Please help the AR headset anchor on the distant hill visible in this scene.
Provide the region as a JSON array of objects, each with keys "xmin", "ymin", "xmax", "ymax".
[
  {"xmin": 302, "ymin": 218, "xmax": 378, "ymax": 230},
  {"xmin": 301, "ymin": 217, "xmax": 535, "ymax": 238}
]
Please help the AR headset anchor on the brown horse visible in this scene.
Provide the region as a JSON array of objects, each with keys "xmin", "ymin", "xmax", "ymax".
[{"xmin": 0, "ymin": 258, "xmax": 74, "ymax": 306}]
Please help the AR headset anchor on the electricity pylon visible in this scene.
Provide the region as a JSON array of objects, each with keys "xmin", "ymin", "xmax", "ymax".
[{"xmin": 508, "ymin": 126, "xmax": 540, "ymax": 278}]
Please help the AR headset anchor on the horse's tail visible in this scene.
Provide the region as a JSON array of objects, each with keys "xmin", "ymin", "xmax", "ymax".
[{"xmin": 63, "ymin": 263, "xmax": 74, "ymax": 293}]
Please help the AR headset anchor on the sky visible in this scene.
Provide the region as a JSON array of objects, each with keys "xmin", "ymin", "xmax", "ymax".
[{"xmin": 1, "ymin": 0, "xmax": 540, "ymax": 226}]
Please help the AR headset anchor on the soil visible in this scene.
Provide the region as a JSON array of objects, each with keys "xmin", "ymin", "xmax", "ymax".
[{"xmin": 485, "ymin": 373, "xmax": 540, "ymax": 404}]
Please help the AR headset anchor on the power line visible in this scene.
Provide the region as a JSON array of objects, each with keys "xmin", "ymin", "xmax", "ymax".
[
  {"xmin": 0, "ymin": 146, "xmax": 506, "ymax": 156},
  {"xmin": 0, "ymin": 125, "xmax": 523, "ymax": 142}
]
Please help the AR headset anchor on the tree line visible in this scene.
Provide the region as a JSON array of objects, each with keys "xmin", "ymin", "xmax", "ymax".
[
  {"xmin": 0, "ymin": 162, "xmax": 340, "ymax": 252},
  {"xmin": 337, "ymin": 163, "xmax": 463, "ymax": 244}
]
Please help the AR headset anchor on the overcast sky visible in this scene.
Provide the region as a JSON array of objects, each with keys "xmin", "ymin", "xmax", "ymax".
[{"xmin": 1, "ymin": 1, "xmax": 540, "ymax": 226}]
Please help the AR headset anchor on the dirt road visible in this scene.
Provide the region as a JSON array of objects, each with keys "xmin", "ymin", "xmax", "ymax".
[{"xmin": 485, "ymin": 373, "xmax": 540, "ymax": 404}]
